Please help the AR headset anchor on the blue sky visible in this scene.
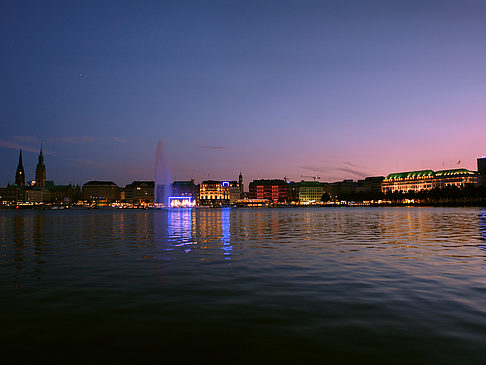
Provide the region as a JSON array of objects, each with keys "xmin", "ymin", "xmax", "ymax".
[{"xmin": 1, "ymin": 0, "xmax": 486, "ymax": 187}]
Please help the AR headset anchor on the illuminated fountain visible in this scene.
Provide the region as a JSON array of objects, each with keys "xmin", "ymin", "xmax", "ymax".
[
  {"xmin": 169, "ymin": 196, "xmax": 196, "ymax": 208},
  {"xmin": 154, "ymin": 141, "xmax": 172, "ymax": 208}
]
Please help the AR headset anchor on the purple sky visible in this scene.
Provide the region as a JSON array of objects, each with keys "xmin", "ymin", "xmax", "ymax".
[{"xmin": 1, "ymin": 0, "xmax": 485, "ymax": 187}]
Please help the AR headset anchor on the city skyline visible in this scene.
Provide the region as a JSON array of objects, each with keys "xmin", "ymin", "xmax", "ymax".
[
  {"xmin": 1, "ymin": 1, "xmax": 486, "ymax": 186},
  {"xmin": 3, "ymin": 145, "xmax": 485, "ymax": 188}
]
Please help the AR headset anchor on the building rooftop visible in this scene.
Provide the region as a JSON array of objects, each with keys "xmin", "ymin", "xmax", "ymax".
[
  {"xmin": 434, "ymin": 169, "xmax": 476, "ymax": 177},
  {"xmin": 385, "ymin": 168, "xmax": 475, "ymax": 181},
  {"xmin": 83, "ymin": 181, "xmax": 118, "ymax": 187},
  {"xmin": 385, "ymin": 170, "xmax": 435, "ymax": 181}
]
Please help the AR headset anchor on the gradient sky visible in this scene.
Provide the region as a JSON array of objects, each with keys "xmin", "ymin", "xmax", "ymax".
[{"xmin": 1, "ymin": 0, "xmax": 485, "ymax": 187}]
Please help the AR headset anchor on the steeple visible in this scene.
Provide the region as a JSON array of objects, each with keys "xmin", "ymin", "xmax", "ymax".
[
  {"xmin": 15, "ymin": 149, "xmax": 25, "ymax": 186},
  {"xmin": 35, "ymin": 144, "xmax": 46, "ymax": 188},
  {"xmin": 238, "ymin": 171, "xmax": 243, "ymax": 198}
]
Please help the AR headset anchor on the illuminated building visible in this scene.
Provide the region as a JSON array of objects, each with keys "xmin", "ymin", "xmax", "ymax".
[
  {"xmin": 35, "ymin": 146, "xmax": 46, "ymax": 188},
  {"xmin": 199, "ymin": 180, "xmax": 238, "ymax": 205},
  {"xmin": 382, "ymin": 170, "xmax": 434, "ymax": 193},
  {"xmin": 434, "ymin": 169, "xmax": 479, "ymax": 188},
  {"xmin": 298, "ymin": 181, "xmax": 324, "ymax": 204},
  {"xmin": 382, "ymin": 169, "xmax": 478, "ymax": 193},
  {"xmin": 15, "ymin": 149, "xmax": 25, "ymax": 187},
  {"xmin": 248, "ymin": 179, "xmax": 288, "ymax": 203},
  {"xmin": 82, "ymin": 181, "xmax": 121, "ymax": 204},
  {"xmin": 124, "ymin": 181, "xmax": 154, "ymax": 204},
  {"xmin": 228, "ymin": 181, "xmax": 241, "ymax": 203}
]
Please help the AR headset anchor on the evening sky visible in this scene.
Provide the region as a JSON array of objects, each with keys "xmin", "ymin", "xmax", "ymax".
[{"xmin": 1, "ymin": 0, "xmax": 485, "ymax": 186}]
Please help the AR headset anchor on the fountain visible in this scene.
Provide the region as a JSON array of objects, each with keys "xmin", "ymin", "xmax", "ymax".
[{"xmin": 154, "ymin": 140, "xmax": 173, "ymax": 208}]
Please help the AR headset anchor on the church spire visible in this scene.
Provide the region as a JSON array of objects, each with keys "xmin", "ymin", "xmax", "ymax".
[
  {"xmin": 15, "ymin": 149, "xmax": 25, "ymax": 186},
  {"xmin": 36, "ymin": 144, "xmax": 46, "ymax": 188}
]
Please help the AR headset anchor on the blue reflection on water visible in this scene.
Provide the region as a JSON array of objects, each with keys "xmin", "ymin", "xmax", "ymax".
[
  {"xmin": 480, "ymin": 209, "xmax": 486, "ymax": 242},
  {"xmin": 168, "ymin": 209, "xmax": 194, "ymax": 251},
  {"xmin": 221, "ymin": 208, "xmax": 232, "ymax": 259},
  {"xmin": 480, "ymin": 209, "xmax": 486, "ymax": 250}
]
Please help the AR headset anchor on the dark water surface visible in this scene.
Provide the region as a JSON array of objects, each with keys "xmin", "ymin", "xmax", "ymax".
[{"xmin": 1, "ymin": 207, "xmax": 486, "ymax": 363}]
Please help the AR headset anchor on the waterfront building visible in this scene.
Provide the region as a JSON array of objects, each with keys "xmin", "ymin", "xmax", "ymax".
[
  {"xmin": 433, "ymin": 169, "xmax": 479, "ymax": 189},
  {"xmin": 248, "ymin": 179, "xmax": 288, "ymax": 203},
  {"xmin": 382, "ymin": 170, "xmax": 434, "ymax": 193},
  {"xmin": 25, "ymin": 188, "xmax": 50, "ymax": 203},
  {"xmin": 199, "ymin": 180, "xmax": 228, "ymax": 205},
  {"xmin": 298, "ymin": 181, "xmax": 324, "ymax": 204},
  {"xmin": 478, "ymin": 157, "xmax": 486, "ymax": 186},
  {"xmin": 382, "ymin": 169, "xmax": 478, "ymax": 193},
  {"xmin": 327, "ymin": 180, "xmax": 357, "ymax": 198},
  {"xmin": 199, "ymin": 180, "xmax": 239, "ymax": 205},
  {"xmin": 47, "ymin": 183, "xmax": 82, "ymax": 204},
  {"xmin": 35, "ymin": 146, "xmax": 46, "ymax": 188},
  {"xmin": 287, "ymin": 181, "xmax": 299, "ymax": 203},
  {"xmin": 172, "ymin": 180, "xmax": 199, "ymax": 200},
  {"xmin": 124, "ymin": 181, "xmax": 154, "ymax": 205},
  {"xmin": 15, "ymin": 149, "xmax": 25, "ymax": 187},
  {"xmin": 357, "ymin": 176, "xmax": 385, "ymax": 193},
  {"xmin": 228, "ymin": 181, "xmax": 240, "ymax": 203},
  {"xmin": 82, "ymin": 181, "xmax": 121, "ymax": 204},
  {"xmin": 0, "ymin": 185, "xmax": 25, "ymax": 203}
]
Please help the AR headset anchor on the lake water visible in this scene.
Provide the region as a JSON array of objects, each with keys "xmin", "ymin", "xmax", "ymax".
[{"xmin": 1, "ymin": 207, "xmax": 486, "ymax": 363}]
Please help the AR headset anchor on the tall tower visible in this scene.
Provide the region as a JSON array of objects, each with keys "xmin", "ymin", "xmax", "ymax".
[
  {"xmin": 35, "ymin": 145, "xmax": 46, "ymax": 188},
  {"xmin": 238, "ymin": 171, "xmax": 243, "ymax": 198},
  {"xmin": 15, "ymin": 149, "xmax": 25, "ymax": 186}
]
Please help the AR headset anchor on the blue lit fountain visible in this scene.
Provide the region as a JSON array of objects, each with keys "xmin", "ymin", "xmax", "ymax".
[{"xmin": 154, "ymin": 140, "xmax": 173, "ymax": 208}]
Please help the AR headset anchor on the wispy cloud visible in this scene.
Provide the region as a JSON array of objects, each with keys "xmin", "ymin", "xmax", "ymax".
[
  {"xmin": 0, "ymin": 139, "xmax": 53, "ymax": 154},
  {"xmin": 195, "ymin": 144, "xmax": 228, "ymax": 150},
  {"xmin": 334, "ymin": 166, "xmax": 372, "ymax": 178},
  {"xmin": 301, "ymin": 162, "xmax": 375, "ymax": 180},
  {"xmin": 56, "ymin": 136, "xmax": 99, "ymax": 144},
  {"xmin": 68, "ymin": 158, "xmax": 108, "ymax": 169}
]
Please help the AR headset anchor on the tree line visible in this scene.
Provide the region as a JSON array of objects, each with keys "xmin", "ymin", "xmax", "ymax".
[{"xmin": 325, "ymin": 184, "xmax": 486, "ymax": 205}]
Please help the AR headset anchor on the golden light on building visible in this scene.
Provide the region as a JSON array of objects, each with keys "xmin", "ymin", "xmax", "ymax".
[{"xmin": 382, "ymin": 168, "xmax": 479, "ymax": 193}]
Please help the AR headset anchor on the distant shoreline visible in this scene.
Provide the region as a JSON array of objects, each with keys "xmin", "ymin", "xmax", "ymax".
[{"xmin": 1, "ymin": 203, "xmax": 486, "ymax": 210}]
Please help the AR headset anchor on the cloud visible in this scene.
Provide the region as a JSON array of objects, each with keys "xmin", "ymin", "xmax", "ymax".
[
  {"xmin": 56, "ymin": 136, "xmax": 99, "ymax": 144},
  {"xmin": 0, "ymin": 139, "xmax": 53, "ymax": 154},
  {"xmin": 300, "ymin": 163, "xmax": 374, "ymax": 180},
  {"xmin": 334, "ymin": 166, "xmax": 372, "ymax": 178},
  {"xmin": 68, "ymin": 158, "xmax": 107, "ymax": 169},
  {"xmin": 195, "ymin": 144, "xmax": 228, "ymax": 150}
]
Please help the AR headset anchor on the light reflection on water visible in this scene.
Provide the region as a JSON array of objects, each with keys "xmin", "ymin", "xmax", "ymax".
[{"xmin": 1, "ymin": 207, "xmax": 486, "ymax": 363}]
